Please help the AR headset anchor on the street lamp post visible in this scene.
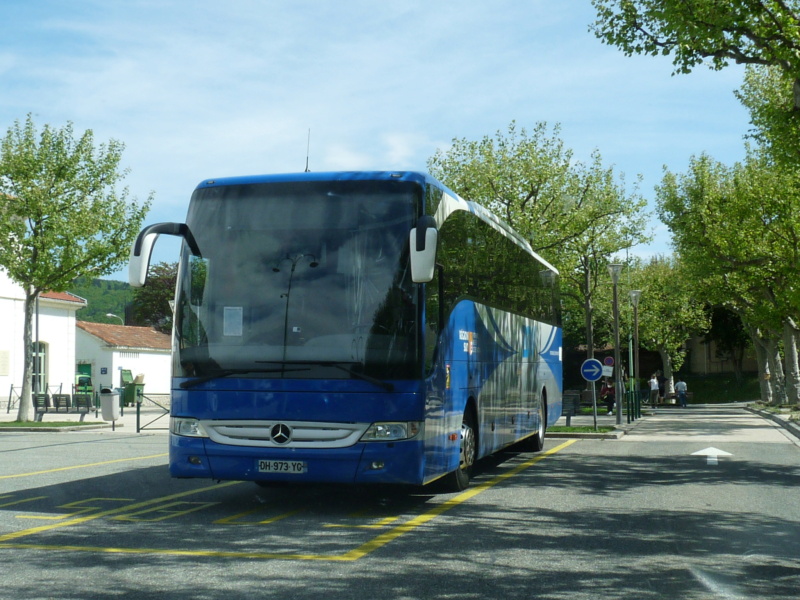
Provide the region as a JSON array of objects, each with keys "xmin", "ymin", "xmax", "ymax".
[
  {"xmin": 106, "ymin": 313, "xmax": 124, "ymax": 325},
  {"xmin": 608, "ymin": 263, "xmax": 623, "ymax": 425},
  {"xmin": 630, "ymin": 290, "xmax": 642, "ymax": 422}
]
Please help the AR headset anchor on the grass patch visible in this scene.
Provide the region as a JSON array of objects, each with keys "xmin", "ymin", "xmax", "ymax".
[
  {"xmin": 753, "ymin": 402, "xmax": 800, "ymax": 420},
  {"xmin": 680, "ymin": 373, "xmax": 761, "ymax": 404},
  {"xmin": 549, "ymin": 426, "xmax": 616, "ymax": 433},
  {"xmin": 0, "ymin": 421, "xmax": 105, "ymax": 428}
]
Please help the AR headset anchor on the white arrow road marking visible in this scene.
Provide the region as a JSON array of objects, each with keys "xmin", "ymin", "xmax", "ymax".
[{"xmin": 691, "ymin": 447, "xmax": 733, "ymax": 465}]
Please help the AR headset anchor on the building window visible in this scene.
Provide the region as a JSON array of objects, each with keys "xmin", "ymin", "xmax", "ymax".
[{"xmin": 32, "ymin": 342, "xmax": 47, "ymax": 393}]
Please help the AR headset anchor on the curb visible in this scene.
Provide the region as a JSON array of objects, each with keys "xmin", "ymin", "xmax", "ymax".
[
  {"xmin": 549, "ymin": 414, "xmax": 649, "ymax": 440},
  {"xmin": 746, "ymin": 406, "xmax": 800, "ymax": 441},
  {"xmin": 548, "ymin": 430, "xmax": 624, "ymax": 440},
  {"xmin": 0, "ymin": 423, "xmax": 116, "ymax": 432}
]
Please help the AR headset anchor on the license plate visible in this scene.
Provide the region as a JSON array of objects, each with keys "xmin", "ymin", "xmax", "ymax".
[{"xmin": 257, "ymin": 459, "xmax": 307, "ymax": 474}]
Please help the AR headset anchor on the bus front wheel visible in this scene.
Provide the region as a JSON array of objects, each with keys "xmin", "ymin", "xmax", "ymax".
[
  {"xmin": 516, "ymin": 398, "xmax": 546, "ymax": 453},
  {"xmin": 441, "ymin": 410, "xmax": 477, "ymax": 492}
]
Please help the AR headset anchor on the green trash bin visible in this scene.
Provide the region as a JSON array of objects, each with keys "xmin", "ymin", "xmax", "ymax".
[
  {"xmin": 124, "ymin": 374, "xmax": 145, "ymax": 406},
  {"xmin": 120, "ymin": 370, "xmax": 134, "ymax": 406}
]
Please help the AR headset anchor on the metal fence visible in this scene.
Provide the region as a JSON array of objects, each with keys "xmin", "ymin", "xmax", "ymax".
[{"xmin": 135, "ymin": 393, "xmax": 170, "ymax": 432}]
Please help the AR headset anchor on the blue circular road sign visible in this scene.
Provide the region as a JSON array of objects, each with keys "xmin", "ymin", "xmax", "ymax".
[{"xmin": 580, "ymin": 358, "xmax": 604, "ymax": 382}]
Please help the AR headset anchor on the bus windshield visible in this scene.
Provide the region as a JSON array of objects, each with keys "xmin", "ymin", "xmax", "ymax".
[{"xmin": 174, "ymin": 179, "xmax": 419, "ymax": 381}]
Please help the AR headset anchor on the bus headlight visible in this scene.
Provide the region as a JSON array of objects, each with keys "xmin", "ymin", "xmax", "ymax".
[
  {"xmin": 360, "ymin": 421, "xmax": 422, "ymax": 442},
  {"xmin": 171, "ymin": 417, "xmax": 209, "ymax": 438}
]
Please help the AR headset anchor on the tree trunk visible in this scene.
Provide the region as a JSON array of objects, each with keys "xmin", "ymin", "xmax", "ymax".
[
  {"xmin": 584, "ymin": 267, "xmax": 594, "ymax": 361},
  {"xmin": 659, "ymin": 348, "xmax": 674, "ymax": 398},
  {"xmin": 16, "ymin": 290, "xmax": 36, "ymax": 422},
  {"xmin": 783, "ymin": 318, "xmax": 800, "ymax": 405},
  {"xmin": 749, "ymin": 327, "xmax": 773, "ymax": 404},
  {"xmin": 766, "ymin": 337, "xmax": 787, "ymax": 405}
]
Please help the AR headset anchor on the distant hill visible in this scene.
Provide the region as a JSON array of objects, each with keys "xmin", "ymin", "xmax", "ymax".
[{"xmin": 68, "ymin": 277, "xmax": 133, "ymax": 324}]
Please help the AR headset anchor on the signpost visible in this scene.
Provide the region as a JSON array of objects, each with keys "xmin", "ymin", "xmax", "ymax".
[
  {"xmin": 602, "ymin": 356, "xmax": 614, "ymax": 378},
  {"xmin": 581, "ymin": 359, "xmax": 603, "ymax": 382},
  {"xmin": 581, "ymin": 359, "xmax": 603, "ymax": 429}
]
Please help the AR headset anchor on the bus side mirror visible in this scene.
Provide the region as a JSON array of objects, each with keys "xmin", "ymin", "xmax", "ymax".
[
  {"xmin": 410, "ymin": 216, "xmax": 438, "ymax": 283},
  {"xmin": 129, "ymin": 222, "xmax": 200, "ymax": 287}
]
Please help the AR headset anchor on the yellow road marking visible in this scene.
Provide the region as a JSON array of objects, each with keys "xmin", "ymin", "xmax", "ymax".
[
  {"xmin": 213, "ymin": 507, "xmax": 305, "ymax": 525},
  {"xmin": 0, "ymin": 453, "xmax": 168, "ymax": 480},
  {"xmin": 0, "ymin": 496, "xmax": 47, "ymax": 509},
  {"xmin": 325, "ymin": 515, "xmax": 402, "ymax": 529},
  {"xmin": 18, "ymin": 498, "xmax": 134, "ymax": 520},
  {"xmin": 113, "ymin": 501, "xmax": 219, "ymax": 522},
  {"xmin": 0, "ymin": 481, "xmax": 241, "ymax": 543},
  {"xmin": 0, "ymin": 439, "xmax": 576, "ymax": 560},
  {"xmin": 340, "ymin": 439, "xmax": 577, "ymax": 560}
]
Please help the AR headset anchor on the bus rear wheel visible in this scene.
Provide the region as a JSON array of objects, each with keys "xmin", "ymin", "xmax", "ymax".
[{"xmin": 440, "ymin": 410, "xmax": 477, "ymax": 492}]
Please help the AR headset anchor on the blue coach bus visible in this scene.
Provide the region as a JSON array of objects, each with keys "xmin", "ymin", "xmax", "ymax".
[{"xmin": 129, "ymin": 171, "xmax": 562, "ymax": 491}]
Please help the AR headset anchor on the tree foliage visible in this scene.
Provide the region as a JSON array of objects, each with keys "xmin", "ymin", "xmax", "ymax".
[
  {"xmin": 131, "ymin": 262, "xmax": 177, "ymax": 334},
  {"xmin": 656, "ymin": 150, "xmax": 800, "ymax": 403},
  {"xmin": 0, "ymin": 115, "xmax": 152, "ymax": 421},
  {"xmin": 427, "ymin": 121, "xmax": 650, "ymax": 360},
  {"xmin": 591, "ymin": 1, "xmax": 800, "ymax": 94},
  {"xmin": 629, "ymin": 257, "xmax": 710, "ymax": 383},
  {"xmin": 736, "ymin": 64, "xmax": 800, "ymax": 164},
  {"xmin": 68, "ymin": 277, "xmax": 132, "ymax": 323}
]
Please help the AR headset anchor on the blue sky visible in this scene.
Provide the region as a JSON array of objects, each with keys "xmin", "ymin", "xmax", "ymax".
[{"xmin": 1, "ymin": 1, "xmax": 749, "ymax": 279}]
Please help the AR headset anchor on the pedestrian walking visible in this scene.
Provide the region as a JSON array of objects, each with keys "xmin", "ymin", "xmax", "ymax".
[{"xmin": 675, "ymin": 377, "xmax": 688, "ymax": 408}]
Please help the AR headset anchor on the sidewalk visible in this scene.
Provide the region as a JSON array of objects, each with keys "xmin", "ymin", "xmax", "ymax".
[
  {"xmin": 550, "ymin": 406, "xmax": 647, "ymax": 439},
  {"xmin": 0, "ymin": 401, "xmax": 169, "ymax": 432}
]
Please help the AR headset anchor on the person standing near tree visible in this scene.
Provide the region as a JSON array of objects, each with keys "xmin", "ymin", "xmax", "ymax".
[
  {"xmin": 675, "ymin": 377, "xmax": 688, "ymax": 408},
  {"xmin": 600, "ymin": 377, "xmax": 615, "ymax": 415},
  {"xmin": 649, "ymin": 374, "xmax": 660, "ymax": 406}
]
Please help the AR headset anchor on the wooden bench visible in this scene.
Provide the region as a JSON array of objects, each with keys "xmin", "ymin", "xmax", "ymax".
[{"xmin": 34, "ymin": 393, "xmax": 95, "ymax": 422}]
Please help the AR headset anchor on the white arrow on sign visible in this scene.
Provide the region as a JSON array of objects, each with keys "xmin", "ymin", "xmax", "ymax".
[
  {"xmin": 691, "ymin": 447, "xmax": 733, "ymax": 465},
  {"xmin": 585, "ymin": 364, "xmax": 601, "ymax": 377}
]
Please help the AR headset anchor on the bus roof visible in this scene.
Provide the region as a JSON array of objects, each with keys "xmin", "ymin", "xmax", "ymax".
[
  {"xmin": 193, "ymin": 171, "xmax": 437, "ymax": 190},
  {"xmin": 192, "ymin": 170, "xmax": 558, "ymax": 275}
]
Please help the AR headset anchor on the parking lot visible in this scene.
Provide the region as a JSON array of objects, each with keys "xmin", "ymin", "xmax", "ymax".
[{"xmin": 2, "ymin": 405, "xmax": 799, "ymax": 600}]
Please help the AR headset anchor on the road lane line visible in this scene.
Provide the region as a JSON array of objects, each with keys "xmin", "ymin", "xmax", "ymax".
[
  {"xmin": 0, "ymin": 481, "xmax": 241, "ymax": 543},
  {"xmin": 0, "ymin": 453, "xmax": 168, "ymax": 479},
  {"xmin": 341, "ymin": 439, "xmax": 577, "ymax": 560},
  {"xmin": 0, "ymin": 439, "xmax": 577, "ymax": 560}
]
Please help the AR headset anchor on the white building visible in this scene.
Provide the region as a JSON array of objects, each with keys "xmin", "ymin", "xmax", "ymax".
[
  {"xmin": 76, "ymin": 322, "xmax": 171, "ymax": 394},
  {"xmin": 0, "ymin": 269, "xmax": 87, "ymax": 400}
]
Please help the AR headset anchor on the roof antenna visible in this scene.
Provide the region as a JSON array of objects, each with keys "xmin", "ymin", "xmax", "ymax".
[{"xmin": 304, "ymin": 129, "xmax": 311, "ymax": 172}]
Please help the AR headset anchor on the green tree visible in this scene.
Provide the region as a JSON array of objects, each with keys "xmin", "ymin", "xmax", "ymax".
[
  {"xmin": 0, "ymin": 115, "xmax": 152, "ymax": 421},
  {"xmin": 427, "ymin": 121, "xmax": 650, "ymax": 360},
  {"xmin": 656, "ymin": 151, "xmax": 800, "ymax": 403},
  {"xmin": 704, "ymin": 305, "xmax": 752, "ymax": 383},
  {"xmin": 131, "ymin": 262, "xmax": 177, "ymax": 334},
  {"xmin": 591, "ymin": 0, "xmax": 800, "ymax": 107},
  {"xmin": 631, "ymin": 257, "xmax": 711, "ymax": 391},
  {"xmin": 558, "ymin": 153, "xmax": 649, "ymax": 360},
  {"xmin": 736, "ymin": 65, "xmax": 800, "ymax": 165},
  {"xmin": 67, "ymin": 276, "xmax": 133, "ymax": 323}
]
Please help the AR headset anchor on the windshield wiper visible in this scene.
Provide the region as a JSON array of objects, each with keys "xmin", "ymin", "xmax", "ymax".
[
  {"xmin": 180, "ymin": 367, "xmax": 309, "ymax": 389},
  {"xmin": 278, "ymin": 361, "xmax": 394, "ymax": 392}
]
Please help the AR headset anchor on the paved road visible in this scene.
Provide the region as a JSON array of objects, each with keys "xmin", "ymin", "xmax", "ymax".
[{"xmin": 0, "ymin": 406, "xmax": 798, "ymax": 599}]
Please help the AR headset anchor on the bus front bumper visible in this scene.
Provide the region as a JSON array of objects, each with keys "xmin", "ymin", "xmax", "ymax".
[{"xmin": 169, "ymin": 434, "xmax": 426, "ymax": 486}]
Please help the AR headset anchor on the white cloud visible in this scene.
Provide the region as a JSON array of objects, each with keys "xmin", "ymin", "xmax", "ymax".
[{"xmin": 0, "ymin": 0, "xmax": 754, "ymax": 277}]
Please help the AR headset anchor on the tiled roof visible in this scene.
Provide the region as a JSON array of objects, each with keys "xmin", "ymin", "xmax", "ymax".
[
  {"xmin": 41, "ymin": 290, "xmax": 87, "ymax": 305},
  {"xmin": 77, "ymin": 321, "xmax": 171, "ymax": 351}
]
